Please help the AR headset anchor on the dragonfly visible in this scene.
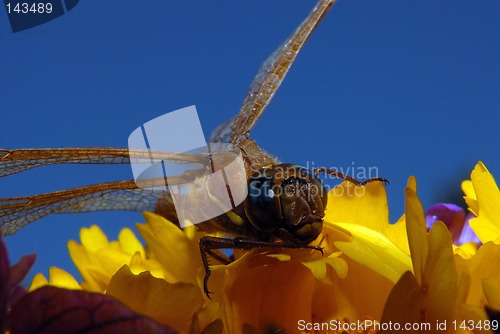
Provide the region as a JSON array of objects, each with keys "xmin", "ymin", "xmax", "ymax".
[{"xmin": 0, "ymin": 0, "xmax": 386, "ymax": 297}]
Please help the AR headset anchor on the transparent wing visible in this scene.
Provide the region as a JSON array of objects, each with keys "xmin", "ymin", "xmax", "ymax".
[
  {"xmin": 210, "ymin": 0, "xmax": 335, "ymax": 145},
  {"xmin": 0, "ymin": 148, "xmax": 209, "ymax": 177},
  {"xmin": 0, "ymin": 176, "xmax": 191, "ymax": 236}
]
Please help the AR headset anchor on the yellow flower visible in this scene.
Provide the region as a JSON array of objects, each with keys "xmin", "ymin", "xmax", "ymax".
[
  {"xmin": 30, "ymin": 267, "xmax": 81, "ymax": 291},
  {"xmin": 454, "ymin": 241, "xmax": 500, "ymax": 328},
  {"xmin": 32, "ymin": 218, "xmax": 207, "ymax": 333},
  {"xmin": 325, "ymin": 181, "xmax": 412, "ymax": 282},
  {"xmin": 381, "ymin": 177, "xmax": 464, "ymax": 331},
  {"xmin": 462, "ymin": 161, "xmax": 500, "ymax": 244},
  {"xmin": 32, "ymin": 181, "xmax": 400, "ymax": 333},
  {"xmin": 454, "ymin": 162, "xmax": 500, "ymax": 327},
  {"xmin": 30, "ymin": 162, "xmax": 500, "ymax": 333},
  {"xmin": 381, "ymin": 173, "xmax": 500, "ymax": 332},
  {"xmin": 322, "ymin": 181, "xmax": 412, "ymax": 323},
  {"xmin": 135, "ymin": 212, "xmax": 204, "ymax": 285},
  {"xmin": 67, "ymin": 225, "xmax": 165, "ymax": 292}
]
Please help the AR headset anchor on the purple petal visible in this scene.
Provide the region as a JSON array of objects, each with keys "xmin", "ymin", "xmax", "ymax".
[
  {"xmin": 0, "ymin": 236, "xmax": 38, "ymax": 332},
  {"xmin": 0, "ymin": 236, "xmax": 10, "ymax": 329},
  {"xmin": 9, "ymin": 254, "xmax": 36, "ymax": 288},
  {"xmin": 0, "ymin": 236, "xmax": 10, "ymax": 291},
  {"xmin": 456, "ymin": 213, "xmax": 481, "ymax": 246},
  {"xmin": 425, "ymin": 203, "xmax": 465, "ymax": 243},
  {"xmin": 10, "ymin": 286, "xmax": 176, "ymax": 334},
  {"xmin": 10, "ymin": 286, "xmax": 27, "ymax": 306}
]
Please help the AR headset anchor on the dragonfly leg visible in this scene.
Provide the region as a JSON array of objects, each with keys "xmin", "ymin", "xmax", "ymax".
[
  {"xmin": 313, "ymin": 167, "xmax": 389, "ymax": 186},
  {"xmin": 199, "ymin": 236, "xmax": 323, "ymax": 299},
  {"xmin": 238, "ymin": 146, "xmax": 259, "ymax": 173}
]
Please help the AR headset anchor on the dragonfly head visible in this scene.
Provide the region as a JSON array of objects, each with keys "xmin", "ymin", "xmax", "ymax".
[{"xmin": 244, "ymin": 164, "xmax": 327, "ymax": 244}]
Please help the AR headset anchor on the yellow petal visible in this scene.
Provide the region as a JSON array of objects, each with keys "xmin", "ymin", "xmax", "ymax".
[
  {"xmin": 405, "ymin": 183, "xmax": 428, "ymax": 286},
  {"xmin": 460, "ymin": 304, "xmax": 490, "ymax": 330},
  {"xmin": 423, "ymin": 222, "xmax": 457, "ymax": 323},
  {"xmin": 302, "ymin": 255, "xmax": 347, "ymax": 281},
  {"xmin": 382, "ymin": 222, "xmax": 458, "ymax": 328},
  {"xmin": 483, "ymin": 277, "xmax": 500, "ymax": 311},
  {"xmin": 29, "ymin": 273, "xmax": 48, "ymax": 291},
  {"xmin": 108, "ymin": 240, "xmax": 120, "ymax": 251},
  {"xmin": 456, "ymin": 269, "xmax": 471, "ymax": 313},
  {"xmin": 453, "ymin": 242, "xmax": 478, "ymax": 259},
  {"xmin": 461, "ymin": 180, "xmax": 479, "ymax": 216},
  {"xmin": 325, "ymin": 181, "xmax": 389, "ymax": 233},
  {"xmin": 334, "ymin": 222, "xmax": 412, "ymax": 283},
  {"xmin": 67, "ymin": 240, "xmax": 102, "ymax": 292},
  {"xmin": 382, "ymin": 214, "xmax": 410, "ymax": 256},
  {"xmin": 456, "ymin": 242, "xmax": 500, "ymax": 308},
  {"xmin": 318, "ymin": 221, "xmax": 349, "ymax": 256},
  {"xmin": 303, "ymin": 259, "xmax": 325, "ymax": 282},
  {"xmin": 469, "ymin": 161, "xmax": 500, "ymax": 243},
  {"xmin": 118, "ymin": 227, "xmax": 145, "ymax": 257},
  {"xmin": 107, "ymin": 265, "xmax": 203, "ymax": 333},
  {"xmin": 80, "ymin": 225, "xmax": 109, "ymax": 252},
  {"xmin": 221, "ymin": 254, "xmax": 316, "ymax": 333},
  {"xmin": 136, "ymin": 212, "xmax": 203, "ymax": 284},
  {"xmin": 324, "ymin": 257, "xmax": 348, "ymax": 279},
  {"xmin": 380, "ymin": 271, "xmax": 424, "ymax": 327},
  {"xmin": 407, "ymin": 175, "xmax": 417, "ymax": 192},
  {"xmin": 194, "ymin": 303, "xmax": 223, "ymax": 334},
  {"xmin": 129, "ymin": 252, "xmax": 165, "ymax": 278},
  {"xmin": 95, "ymin": 247, "xmax": 135, "ymax": 277},
  {"xmin": 328, "ymin": 255, "xmax": 395, "ymax": 321},
  {"xmin": 267, "ymin": 253, "xmax": 291, "ymax": 261},
  {"xmin": 69, "ymin": 225, "xmax": 132, "ymax": 292},
  {"xmin": 85, "ymin": 265, "xmax": 114, "ymax": 291},
  {"xmin": 48, "ymin": 267, "xmax": 82, "ymax": 290},
  {"xmin": 470, "ymin": 215, "xmax": 500, "ymax": 245}
]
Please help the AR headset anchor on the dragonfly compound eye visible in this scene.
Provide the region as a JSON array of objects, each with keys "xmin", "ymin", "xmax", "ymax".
[{"xmin": 244, "ymin": 169, "xmax": 282, "ymax": 233}]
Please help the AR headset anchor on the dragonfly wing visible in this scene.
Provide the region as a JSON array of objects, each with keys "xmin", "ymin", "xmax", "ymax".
[
  {"xmin": 209, "ymin": 0, "xmax": 335, "ymax": 145},
  {"xmin": 0, "ymin": 178, "xmax": 183, "ymax": 236},
  {"xmin": 0, "ymin": 148, "xmax": 209, "ymax": 177}
]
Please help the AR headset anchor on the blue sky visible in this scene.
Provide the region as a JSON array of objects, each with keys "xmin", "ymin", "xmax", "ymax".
[{"xmin": 1, "ymin": 1, "xmax": 499, "ymax": 283}]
